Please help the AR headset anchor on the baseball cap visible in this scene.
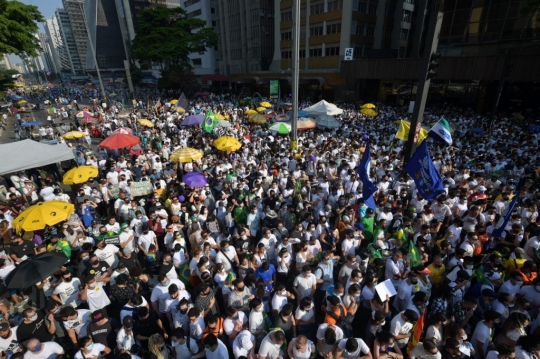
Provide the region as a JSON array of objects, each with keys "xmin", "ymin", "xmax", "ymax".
[
  {"xmin": 92, "ymin": 309, "xmax": 107, "ymax": 322},
  {"xmin": 477, "ymin": 186, "xmax": 486, "ymax": 192},
  {"xmin": 123, "ymin": 315, "xmax": 134, "ymax": 329},
  {"xmin": 0, "ymin": 322, "xmax": 9, "ymax": 332},
  {"xmin": 486, "ymin": 272, "xmax": 501, "ymax": 281},
  {"xmin": 240, "ymin": 332, "xmax": 254, "ymax": 351}
]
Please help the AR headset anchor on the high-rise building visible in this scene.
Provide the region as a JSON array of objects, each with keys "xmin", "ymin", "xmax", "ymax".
[
  {"xmin": 181, "ymin": 0, "xmax": 219, "ymax": 76},
  {"xmin": 45, "ymin": 15, "xmax": 72, "ymax": 74},
  {"xmin": 38, "ymin": 33, "xmax": 57, "ymax": 75},
  {"xmin": 56, "ymin": 8, "xmax": 84, "ymax": 74},
  {"xmin": 82, "ymin": 0, "xmax": 128, "ymax": 72},
  {"xmin": 62, "ymin": 0, "xmax": 88, "ymax": 71},
  {"xmin": 215, "ymin": 0, "xmax": 275, "ymax": 75},
  {"xmin": 0, "ymin": 54, "xmax": 11, "ymax": 70}
]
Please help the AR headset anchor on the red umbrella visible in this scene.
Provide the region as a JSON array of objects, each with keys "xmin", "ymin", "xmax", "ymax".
[
  {"xmin": 99, "ymin": 134, "xmax": 140, "ymax": 149},
  {"xmin": 113, "ymin": 128, "xmax": 133, "ymax": 135}
]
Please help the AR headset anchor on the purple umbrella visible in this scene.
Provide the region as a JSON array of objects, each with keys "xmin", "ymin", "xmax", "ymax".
[
  {"xmin": 181, "ymin": 115, "xmax": 204, "ymax": 126},
  {"xmin": 182, "ymin": 172, "xmax": 208, "ymax": 188}
]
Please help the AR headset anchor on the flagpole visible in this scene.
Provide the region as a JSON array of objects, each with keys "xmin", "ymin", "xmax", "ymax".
[
  {"xmin": 290, "ymin": 0, "xmax": 300, "ymax": 151},
  {"xmin": 403, "ymin": 0, "xmax": 443, "ymax": 162}
]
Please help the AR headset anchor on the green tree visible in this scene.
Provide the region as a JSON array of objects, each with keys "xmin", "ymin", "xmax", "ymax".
[
  {"xmin": 0, "ymin": 0, "xmax": 44, "ymax": 57},
  {"xmin": 131, "ymin": 6, "xmax": 218, "ymax": 70},
  {"xmin": 0, "ymin": 67, "xmax": 18, "ymax": 90}
]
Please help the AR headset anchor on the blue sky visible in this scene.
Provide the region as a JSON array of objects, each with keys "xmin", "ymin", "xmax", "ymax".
[{"xmin": 8, "ymin": 0, "xmax": 64, "ymax": 65}]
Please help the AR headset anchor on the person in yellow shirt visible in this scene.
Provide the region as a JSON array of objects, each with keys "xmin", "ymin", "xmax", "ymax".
[
  {"xmin": 427, "ymin": 255, "xmax": 446, "ymax": 287},
  {"xmin": 503, "ymin": 248, "xmax": 527, "ymax": 278}
]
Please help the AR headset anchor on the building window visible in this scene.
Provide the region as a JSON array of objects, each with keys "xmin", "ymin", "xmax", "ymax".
[
  {"xmin": 212, "ymin": 20, "xmax": 216, "ymax": 26},
  {"xmin": 310, "ymin": 24, "xmax": 324, "ymax": 37},
  {"xmin": 365, "ymin": 25, "xmax": 375, "ymax": 36},
  {"xmin": 192, "ymin": 58, "xmax": 202, "ymax": 66},
  {"xmin": 211, "ymin": 7, "xmax": 215, "ymax": 14},
  {"xmin": 281, "ymin": 31, "xmax": 292, "ymax": 40},
  {"xmin": 325, "ymin": 45, "xmax": 340, "ymax": 56},
  {"xmin": 281, "ymin": 11, "xmax": 292, "ymax": 21},
  {"xmin": 402, "ymin": 9, "xmax": 412, "ymax": 23},
  {"xmin": 300, "ymin": 5, "xmax": 307, "ymax": 17},
  {"xmin": 281, "ymin": 49, "xmax": 292, "ymax": 59},
  {"xmin": 367, "ymin": 2, "xmax": 377, "ymax": 15},
  {"xmin": 311, "ymin": 3, "xmax": 324, "ymax": 15},
  {"xmin": 300, "ymin": 27, "xmax": 306, "ymax": 38},
  {"xmin": 327, "ymin": 1, "xmax": 340, "ymax": 12},
  {"xmin": 309, "ymin": 47, "xmax": 322, "ymax": 57},
  {"xmin": 300, "ymin": 49, "xmax": 306, "ymax": 57},
  {"xmin": 187, "ymin": 9, "xmax": 202, "ymax": 18},
  {"xmin": 358, "ymin": 2, "xmax": 367, "ymax": 13},
  {"xmin": 356, "ymin": 23, "xmax": 365, "ymax": 35},
  {"xmin": 400, "ymin": 29, "xmax": 409, "ymax": 40},
  {"xmin": 326, "ymin": 23, "xmax": 341, "ymax": 34}
]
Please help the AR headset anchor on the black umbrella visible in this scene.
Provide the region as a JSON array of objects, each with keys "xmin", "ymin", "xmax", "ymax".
[{"xmin": 5, "ymin": 252, "xmax": 68, "ymax": 289}]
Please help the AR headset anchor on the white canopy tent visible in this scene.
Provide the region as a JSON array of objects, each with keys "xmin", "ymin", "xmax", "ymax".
[
  {"xmin": 303, "ymin": 100, "xmax": 343, "ymax": 116},
  {"xmin": 0, "ymin": 140, "xmax": 75, "ymax": 175}
]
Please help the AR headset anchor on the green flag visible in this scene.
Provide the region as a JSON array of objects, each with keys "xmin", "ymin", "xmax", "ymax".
[
  {"xmin": 201, "ymin": 110, "xmax": 216, "ymax": 133},
  {"xmin": 407, "ymin": 236, "xmax": 423, "ymax": 268}
]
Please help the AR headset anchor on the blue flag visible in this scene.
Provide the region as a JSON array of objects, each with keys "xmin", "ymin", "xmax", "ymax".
[
  {"xmin": 357, "ymin": 141, "xmax": 378, "ymax": 209},
  {"xmin": 492, "ymin": 186, "xmax": 522, "ymax": 238},
  {"xmin": 404, "ymin": 141, "xmax": 445, "ymax": 201}
]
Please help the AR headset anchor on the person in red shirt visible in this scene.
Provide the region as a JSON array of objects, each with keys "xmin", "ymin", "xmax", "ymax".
[{"xmin": 468, "ymin": 186, "xmax": 488, "ymax": 203}]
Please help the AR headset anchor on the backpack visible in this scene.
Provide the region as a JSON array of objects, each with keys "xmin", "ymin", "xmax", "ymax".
[{"xmin": 327, "ymin": 305, "xmax": 353, "ymax": 338}]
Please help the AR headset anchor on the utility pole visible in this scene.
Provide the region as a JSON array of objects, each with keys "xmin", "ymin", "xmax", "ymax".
[
  {"xmin": 290, "ymin": 0, "xmax": 300, "ymax": 150},
  {"xmin": 402, "ymin": 0, "xmax": 444, "ymax": 162}
]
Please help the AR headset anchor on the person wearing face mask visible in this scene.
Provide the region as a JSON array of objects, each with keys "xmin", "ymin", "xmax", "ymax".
[
  {"xmin": 16, "ymin": 308, "xmax": 55, "ymax": 343},
  {"xmin": 83, "ymin": 253, "xmax": 112, "ymax": 284},
  {"xmin": 492, "ymin": 292, "xmax": 515, "ymax": 321},
  {"xmin": 216, "ymin": 240, "xmax": 239, "ymax": 273},
  {"xmin": 51, "ymin": 270, "xmax": 82, "ymax": 309},
  {"xmin": 79, "ymin": 273, "xmax": 111, "ymax": 312},
  {"xmin": 471, "ymin": 310, "xmax": 502, "ymax": 359},
  {"xmin": 170, "ymin": 327, "xmax": 200, "ymax": 359},
  {"xmin": 59, "ymin": 306, "xmax": 92, "ymax": 349},
  {"xmin": 116, "ymin": 315, "xmax": 138, "ymax": 355},
  {"xmin": 74, "ymin": 336, "xmax": 111, "ymax": 359},
  {"xmin": 500, "ymin": 271, "xmax": 524, "ymax": 296},
  {"xmin": 23, "ymin": 337, "xmax": 64, "ymax": 358},
  {"xmin": 248, "ymin": 298, "xmax": 266, "ymax": 341}
]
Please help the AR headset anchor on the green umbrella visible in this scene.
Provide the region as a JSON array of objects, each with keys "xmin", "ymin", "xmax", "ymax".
[{"xmin": 270, "ymin": 122, "xmax": 291, "ymax": 134}]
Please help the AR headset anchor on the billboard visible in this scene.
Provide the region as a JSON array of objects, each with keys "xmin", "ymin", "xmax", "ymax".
[{"xmin": 269, "ymin": 80, "xmax": 279, "ymax": 101}]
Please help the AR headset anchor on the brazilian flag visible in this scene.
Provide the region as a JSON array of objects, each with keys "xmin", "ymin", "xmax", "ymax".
[
  {"xmin": 407, "ymin": 235, "xmax": 423, "ymax": 268},
  {"xmin": 201, "ymin": 110, "xmax": 216, "ymax": 133}
]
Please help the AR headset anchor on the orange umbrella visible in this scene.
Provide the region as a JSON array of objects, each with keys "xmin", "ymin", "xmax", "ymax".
[{"xmin": 99, "ymin": 134, "xmax": 140, "ymax": 149}]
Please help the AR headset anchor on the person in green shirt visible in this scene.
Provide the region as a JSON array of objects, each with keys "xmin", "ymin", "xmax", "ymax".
[
  {"xmin": 361, "ymin": 208, "xmax": 375, "ymax": 243},
  {"xmin": 47, "ymin": 235, "xmax": 72, "ymax": 259},
  {"xmin": 233, "ymin": 201, "xmax": 248, "ymax": 225}
]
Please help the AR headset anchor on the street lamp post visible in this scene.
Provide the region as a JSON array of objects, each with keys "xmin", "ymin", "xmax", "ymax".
[{"xmin": 75, "ymin": 0, "xmax": 106, "ymax": 97}]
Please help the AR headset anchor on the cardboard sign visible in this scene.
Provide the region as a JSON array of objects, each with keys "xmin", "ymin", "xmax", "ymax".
[
  {"xmin": 103, "ymin": 235, "xmax": 120, "ymax": 245},
  {"xmin": 130, "ymin": 181, "xmax": 153, "ymax": 197}
]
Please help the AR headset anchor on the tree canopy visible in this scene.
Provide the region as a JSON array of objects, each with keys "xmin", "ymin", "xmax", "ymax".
[
  {"xmin": 0, "ymin": 0, "xmax": 44, "ymax": 57},
  {"xmin": 131, "ymin": 6, "xmax": 218, "ymax": 70}
]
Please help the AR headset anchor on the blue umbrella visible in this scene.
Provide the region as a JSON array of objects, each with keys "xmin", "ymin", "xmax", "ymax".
[
  {"xmin": 21, "ymin": 121, "xmax": 42, "ymax": 127},
  {"xmin": 181, "ymin": 115, "xmax": 204, "ymax": 126},
  {"xmin": 182, "ymin": 172, "xmax": 208, "ymax": 188},
  {"xmin": 315, "ymin": 115, "xmax": 341, "ymax": 129},
  {"xmin": 287, "ymin": 110, "xmax": 309, "ymax": 118}
]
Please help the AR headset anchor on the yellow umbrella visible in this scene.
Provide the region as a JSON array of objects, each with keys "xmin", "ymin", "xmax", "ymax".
[
  {"xmin": 170, "ymin": 99, "xmax": 178, "ymax": 105},
  {"xmin": 170, "ymin": 148, "xmax": 204, "ymax": 163},
  {"xmin": 260, "ymin": 101, "xmax": 272, "ymax": 108},
  {"xmin": 214, "ymin": 136, "xmax": 242, "ymax": 151},
  {"xmin": 13, "ymin": 201, "xmax": 75, "ymax": 232},
  {"xmin": 256, "ymin": 107, "xmax": 267, "ymax": 113},
  {"xmin": 138, "ymin": 119, "xmax": 154, "ymax": 128},
  {"xmin": 63, "ymin": 166, "xmax": 99, "ymax": 185},
  {"xmin": 360, "ymin": 108, "xmax": 378, "ymax": 117},
  {"xmin": 174, "ymin": 107, "xmax": 186, "ymax": 113},
  {"xmin": 361, "ymin": 103, "xmax": 376, "ymax": 109},
  {"xmin": 63, "ymin": 131, "xmax": 87, "ymax": 139},
  {"xmin": 245, "ymin": 109, "xmax": 257, "ymax": 115},
  {"xmin": 17, "ymin": 100, "xmax": 27, "ymax": 105},
  {"xmin": 249, "ymin": 114, "xmax": 267, "ymax": 124},
  {"xmin": 214, "ymin": 114, "xmax": 226, "ymax": 120}
]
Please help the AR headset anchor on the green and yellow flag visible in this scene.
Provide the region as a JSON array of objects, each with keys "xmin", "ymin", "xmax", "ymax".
[
  {"xmin": 407, "ymin": 236, "xmax": 423, "ymax": 268},
  {"xmin": 201, "ymin": 109, "xmax": 216, "ymax": 133}
]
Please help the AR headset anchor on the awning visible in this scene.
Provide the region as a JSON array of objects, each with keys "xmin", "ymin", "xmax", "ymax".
[{"xmin": 0, "ymin": 140, "xmax": 75, "ymax": 175}]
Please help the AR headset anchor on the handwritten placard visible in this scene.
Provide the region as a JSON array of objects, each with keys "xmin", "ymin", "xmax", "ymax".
[{"xmin": 130, "ymin": 181, "xmax": 152, "ymax": 197}]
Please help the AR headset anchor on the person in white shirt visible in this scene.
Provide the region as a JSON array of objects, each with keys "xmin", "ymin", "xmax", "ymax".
[
  {"xmin": 223, "ymin": 306, "xmax": 248, "ymax": 341},
  {"xmin": 471, "ymin": 310, "xmax": 502, "ymax": 359},
  {"xmin": 258, "ymin": 329, "xmax": 287, "ymax": 359},
  {"xmin": 23, "ymin": 338, "xmax": 65, "ymax": 359},
  {"xmin": 94, "ymin": 239, "xmax": 120, "ymax": 268},
  {"xmin": 116, "ymin": 316, "xmax": 137, "ymax": 355},
  {"xmin": 293, "ymin": 266, "xmax": 317, "ymax": 305},
  {"xmin": 187, "ymin": 308, "xmax": 205, "ymax": 341},
  {"xmin": 335, "ymin": 337, "xmax": 371, "ymax": 359},
  {"xmin": 233, "ymin": 329, "xmax": 255, "ymax": 359},
  {"xmin": 150, "ymin": 274, "xmax": 185, "ymax": 314},
  {"xmin": 410, "ymin": 340, "xmax": 442, "ymax": 359},
  {"xmin": 51, "ymin": 271, "xmax": 82, "ymax": 308},
  {"xmin": 119, "ymin": 224, "xmax": 135, "ymax": 255},
  {"xmin": 316, "ymin": 323, "xmax": 344, "ymax": 357},
  {"xmin": 0, "ymin": 322, "xmax": 20, "ymax": 356},
  {"xmin": 59, "ymin": 306, "xmax": 92, "ymax": 347},
  {"xmin": 79, "ymin": 273, "xmax": 111, "ymax": 311},
  {"xmin": 74, "ymin": 337, "xmax": 111, "ymax": 359},
  {"xmin": 390, "ymin": 309, "xmax": 418, "ymax": 350}
]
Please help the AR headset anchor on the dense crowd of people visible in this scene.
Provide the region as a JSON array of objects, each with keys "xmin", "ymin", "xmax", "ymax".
[{"xmin": 0, "ymin": 88, "xmax": 539, "ymax": 359}]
